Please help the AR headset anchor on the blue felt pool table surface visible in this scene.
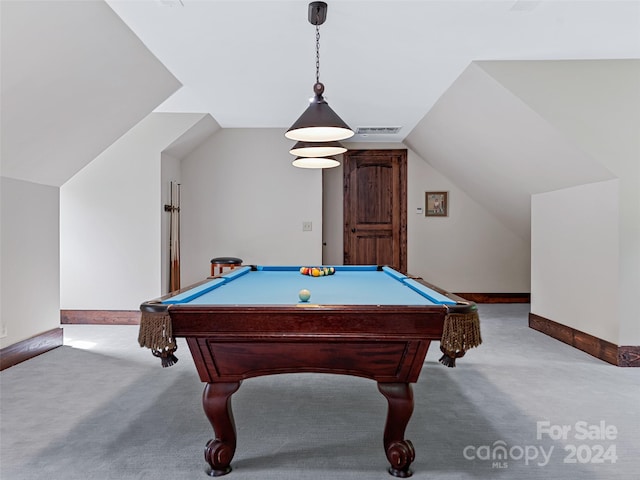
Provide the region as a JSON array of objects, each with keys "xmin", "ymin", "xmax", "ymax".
[{"xmin": 163, "ymin": 265, "xmax": 457, "ymax": 306}]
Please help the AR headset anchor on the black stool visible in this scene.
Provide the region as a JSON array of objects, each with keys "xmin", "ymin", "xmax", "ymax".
[{"xmin": 210, "ymin": 257, "xmax": 243, "ymax": 276}]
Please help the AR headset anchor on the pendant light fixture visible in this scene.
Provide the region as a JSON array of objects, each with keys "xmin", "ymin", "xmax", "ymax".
[
  {"xmin": 286, "ymin": 2, "xmax": 354, "ymax": 144},
  {"xmin": 289, "ymin": 140, "xmax": 347, "ymax": 158},
  {"xmin": 292, "ymin": 156, "xmax": 340, "ymax": 169}
]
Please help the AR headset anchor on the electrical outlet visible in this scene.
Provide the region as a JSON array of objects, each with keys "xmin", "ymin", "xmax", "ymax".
[{"xmin": 302, "ymin": 221, "xmax": 313, "ymax": 232}]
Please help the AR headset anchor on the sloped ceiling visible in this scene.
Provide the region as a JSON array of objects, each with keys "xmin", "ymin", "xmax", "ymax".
[
  {"xmin": 405, "ymin": 61, "xmax": 616, "ymax": 240},
  {"xmin": 478, "ymin": 59, "xmax": 640, "ymax": 175},
  {"xmin": 162, "ymin": 114, "xmax": 221, "ymax": 159},
  {"xmin": 0, "ymin": 0, "xmax": 181, "ymax": 187},
  {"xmin": 100, "ymin": 0, "xmax": 638, "ymax": 242},
  {"xmin": 1, "ymin": 1, "xmax": 637, "ymax": 243},
  {"xmin": 106, "ymin": 0, "xmax": 640, "ymax": 144}
]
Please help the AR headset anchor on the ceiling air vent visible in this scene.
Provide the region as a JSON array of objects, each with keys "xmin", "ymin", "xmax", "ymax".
[{"xmin": 355, "ymin": 126, "xmax": 402, "ymax": 135}]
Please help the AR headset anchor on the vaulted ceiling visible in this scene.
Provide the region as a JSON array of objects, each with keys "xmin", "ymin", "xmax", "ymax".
[
  {"xmin": 1, "ymin": 0, "xmax": 181, "ymax": 186},
  {"xmin": 106, "ymin": 0, "xmax": 639, "ymax": 143},
  {"xmin": 2, "ymin": 1, "xmax": 638, "ymax": 241}
]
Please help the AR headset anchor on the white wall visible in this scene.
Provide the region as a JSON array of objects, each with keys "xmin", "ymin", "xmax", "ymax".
[
  {"xmin": 1, "ymin": 178, "xmax": 60, "ymax": 348},
  {"xmin": 532, "ymin": 180, "xmax": 620, "ymax": 344},
  {"xmin": 1, "ymin": 0, "xmax": 182, "ymax": 349},
  {"xmin": 322, "ymin": 143, "xmax": 530, "ymax": 292},
  {"xmin": 406, "ymin": 147, "xmax": 530, "ymax": 292},
  {"xmin": 322, "ymin": 160, "xmax": 344, "ymax": 266},
  {"xmin": 406, "ymin": 62, "xmax": 616, "ymax": 243},
  {"xmin": 179, "ymin": 129, "xmax": 323, "ymax": 285},
  {"xmin": 482, "ymin": 60, "xmax": 639, "ymax": 346},
  {"xmin": 60, "ymin": 113, "xmax": 205, "ymax": 310},
  {"xmin": 60, "ymin": 123, "xmax": 532, "ymax": 315}
]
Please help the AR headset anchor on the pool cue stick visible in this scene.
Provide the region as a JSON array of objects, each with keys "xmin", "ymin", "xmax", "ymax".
[
  {"xmin": 174, "ymin": 183, "xmax": 181, "ymax": 290},
  {"xmin": 168, "ymin": 181, "xmax": 175, "ymax": 292},
  {"xmin": 169, "ymin": 182, "xmax": 181, "ymax": 292}
]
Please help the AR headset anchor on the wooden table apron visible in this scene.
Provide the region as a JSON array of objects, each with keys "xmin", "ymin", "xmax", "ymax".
[{"xmin": 168, "ymin": 303, "xmax": 450, "ymax": 478}]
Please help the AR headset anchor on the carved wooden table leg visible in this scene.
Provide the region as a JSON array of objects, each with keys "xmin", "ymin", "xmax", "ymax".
[
  {"xmin": 377, "ymin": 383, "xmax": 416, "ymax": 478},
  {"xmin": 203, "ymin": 382, "xmax": 241, "ymax": 477}
]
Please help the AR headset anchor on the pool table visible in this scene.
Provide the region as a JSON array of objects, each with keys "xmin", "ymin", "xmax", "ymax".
[{"xmin": 139, "ymin": 265, "xmax": 480, "ymax": 477}]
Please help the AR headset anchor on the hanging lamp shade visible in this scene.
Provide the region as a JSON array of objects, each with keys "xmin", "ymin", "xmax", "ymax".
[
  {"xmin": 286, "ymin": 82, "xmax": 354, "ymax": 142},
  {"xmin": 292, "ymin": 155, "xmax": 340, "ymax": 169},
  {"xmin": 287, "ymin": 2, "xmax": 352, "ymax": 163},
  {"xmin": 289, "ymin": 139, "xmax": 347, "ymax": 157}
]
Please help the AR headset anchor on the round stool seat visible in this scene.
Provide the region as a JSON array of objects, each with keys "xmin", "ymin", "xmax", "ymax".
[
  {"xmin": 210, "ymin": 257, "xmax": 243, "ymax": 266},
  {"xmin": 210, "ymin": 257, "xmax": 243, "ymax": 276}
]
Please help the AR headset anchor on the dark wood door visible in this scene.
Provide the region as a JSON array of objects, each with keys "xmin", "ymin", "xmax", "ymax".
[{"xmin": 343, "ymin": 149, "xmax": 407, "ymax": 272}]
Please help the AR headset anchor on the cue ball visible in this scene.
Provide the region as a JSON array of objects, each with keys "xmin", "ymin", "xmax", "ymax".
[{"xmin": 298, "ymin": 289, "xmax": 311, "ymax": 302}]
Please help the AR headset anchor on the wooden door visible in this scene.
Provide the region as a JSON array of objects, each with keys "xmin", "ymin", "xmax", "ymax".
[{"xmin": 343, "ymin": 150, "xmax": 407, "ymax": 272}]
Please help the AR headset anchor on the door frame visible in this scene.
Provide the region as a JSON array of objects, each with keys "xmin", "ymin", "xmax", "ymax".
[{"xmin": 342, "ymin": 149, "xmax": 407, "ymax": 272}]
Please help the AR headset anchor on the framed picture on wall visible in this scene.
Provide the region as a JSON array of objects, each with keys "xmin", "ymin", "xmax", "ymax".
[{"xmin": 425, "ymin": 191, "xmax": 448, "ymax": 217}]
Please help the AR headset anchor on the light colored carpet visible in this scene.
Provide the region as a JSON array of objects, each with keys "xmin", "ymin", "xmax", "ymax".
[{"xmin": 1, "ymin": 304, "xmax": 638, "ymax": 479}]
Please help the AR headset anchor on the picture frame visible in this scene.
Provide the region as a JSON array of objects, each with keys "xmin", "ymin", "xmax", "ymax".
[{"xmin": 425, "ymin": 191, "xmax": 448, "ymax": 217}]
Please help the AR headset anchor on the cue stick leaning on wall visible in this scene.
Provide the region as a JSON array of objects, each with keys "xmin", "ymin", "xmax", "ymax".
[{"xmin": 166, "ymin": 181, "xmax": 181, "ymax": 292}]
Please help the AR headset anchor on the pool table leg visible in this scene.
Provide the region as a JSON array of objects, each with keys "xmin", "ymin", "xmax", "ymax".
[
  {"xmin": 377, "ymin": 382, "xmax": 416, "ymax": 478},
  {"xmin": 203, "ymin": 381, "xmax": 241, "ymax": 477}
]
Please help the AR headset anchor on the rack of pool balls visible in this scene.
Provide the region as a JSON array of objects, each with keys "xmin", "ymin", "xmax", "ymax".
[{"xmin": 299, "ymin": 266, "xmax": 335, "ymax": 277}]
